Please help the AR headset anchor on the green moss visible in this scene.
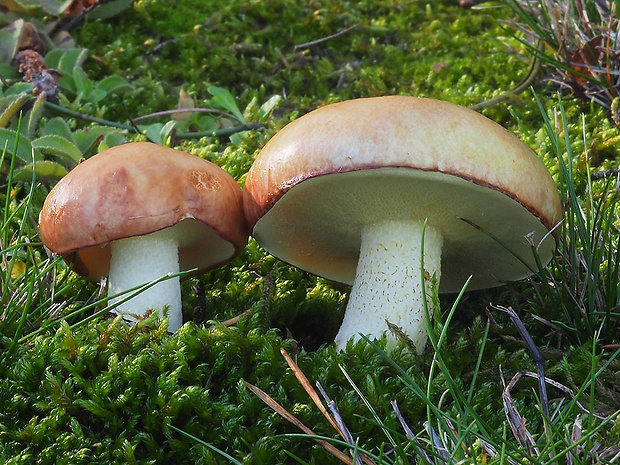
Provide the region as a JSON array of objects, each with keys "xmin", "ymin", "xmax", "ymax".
[{"xmin": 75, "ymin": 0, "xmax": 534, "ymax": 128}]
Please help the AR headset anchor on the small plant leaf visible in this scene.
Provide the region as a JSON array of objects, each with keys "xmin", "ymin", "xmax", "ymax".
[
  {"xmin": 98, "ymin": 131, "xmax": 127, "ymax": 151},
  {"xmin": 45, "ymin": 48, "xmax": 88, "ymax": 76},
  {"xmin": 86, "ymin": 0, "xmax": 133, "ymax": 19},
  {"xmin": 40, "ymin": 117, "xmax": 75, "ymax": 141},
  {"xmin": 2, "ymin": 82, "xmax": 33, "ymax": 96},
  {"xmin": 72, "ymin": 125, "xmax": 126, "ymax": 155},
  {"xmin": 41, "ymin": 0, "xmax": 73, "ymax": 15},
  {"xmin": 0, "ymin": 92, "xmax": 28, "ymax": 128},
  {"xmin": 89, "ymin": 87, "xmax": 107, "ymax": 103},
  {"xmin": 1, "ymin": 0, "xmax": 41, "ymax": 11},
  {"xmin": 8, "ymin": 259, "xmax": 26, "ymax": 280},
  {"xmin": 0, "ymin": 127, "xmax": 40, "ymax": 162},
  {"xmin": 0, "ymin": 18, "xmax": 22, "ymax": 64},
  {"xmin": 49, "ymin": 29, "xmax": 75, "ymax": 50},
  {"xmin": 25, "ymin": 93, "xmax": 45, "ymax": 139},
  {"xmin": 96, "ymin": 74, "xmax": 133, "ymax": 95},
  {"xmin": 32, "ymin": 134, "xmax": 83, "ymax": 164},
  {"xmin": 208, "ymin": 86, "xmax": 247, "ymax": 124},
  {"xmin": 12, "ymin": 159, "xmax": 68, "ymax": 181},
  {"xmin": 193, "ymin": 114, "xmax": 218, "ymax": 132},
  {"xmin": 72, "ymin": 66, "xmax": 93, "ymax": 98},
  {"xmin": 0, "ymin": 63, "xmax": 20, "ymax": 80},
  {"xmin": 139, "ymin": 121, "xmax": 176, "ymax": 145},
  {"xmin": 259, "ymin": 94, "xmax": 282, "ymax": 121}
]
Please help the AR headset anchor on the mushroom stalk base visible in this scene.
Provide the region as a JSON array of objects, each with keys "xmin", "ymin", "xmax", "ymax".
[
  {"xmin": 334, "ymin": 220, "xmax": 442, "ymax": 353},
  {"xmin": 108, "ymin": 229, "xmax": 182, "ymax": 331}
]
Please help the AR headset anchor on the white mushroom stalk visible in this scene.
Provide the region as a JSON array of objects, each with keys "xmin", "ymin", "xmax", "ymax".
[
  {"xmin": 335, "ymin": 220, "xmax": 442, "ymax": 353},
  {"xmin": 108, "ymin": 228, "xmax": 182, "ymax": 332}
]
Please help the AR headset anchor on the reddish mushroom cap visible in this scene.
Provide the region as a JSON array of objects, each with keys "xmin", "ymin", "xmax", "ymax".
[{"xmin": 39, "ymin": 142, "xmax": 248, "ymax": 281}]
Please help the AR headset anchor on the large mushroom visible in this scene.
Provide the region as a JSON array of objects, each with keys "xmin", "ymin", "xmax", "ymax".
[
  {"xmin": 243, "ymin": 96, "xmax": 562, "ymax": 352},
  {"xmin": 39, "ymin": 142, "xmax": 248, "ymax": 331}
]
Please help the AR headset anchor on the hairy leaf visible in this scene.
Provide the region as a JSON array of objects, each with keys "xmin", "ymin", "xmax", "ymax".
[
  {"xmin": 32, "ymin": 134, "xmax": 83, "ymax": 164},
  {"xmin": 13, "ymin": 159, "xmax": 68, "ymax": 181}
]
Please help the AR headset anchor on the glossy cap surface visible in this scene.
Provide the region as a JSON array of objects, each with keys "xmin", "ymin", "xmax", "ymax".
[
  {"xmin": 243, "ymin": 96, "xmax": 562, "ymax": 291},
  {"xmin": 40, "ymin": 142, "xmax": 248, "ymax": 281}
]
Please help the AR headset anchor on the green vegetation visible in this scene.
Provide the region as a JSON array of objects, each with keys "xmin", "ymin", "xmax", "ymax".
[{"xmin": 0, "ymin": 0, "xmax": 618, "ymax": 463}]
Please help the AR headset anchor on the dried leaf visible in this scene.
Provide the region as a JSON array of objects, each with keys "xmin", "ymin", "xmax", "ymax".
[
  {"xmin": 171, "ymin": 88, "xmax": 194, "ymax": 122},
  {"xmin": 569, "ymin": 35, "xmax": 604, "ymax": 83}
]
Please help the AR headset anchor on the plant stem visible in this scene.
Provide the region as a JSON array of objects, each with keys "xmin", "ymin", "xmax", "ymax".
[{"xmin": 43, "ymin": 101, "xmax": 263, "ymax": 139}]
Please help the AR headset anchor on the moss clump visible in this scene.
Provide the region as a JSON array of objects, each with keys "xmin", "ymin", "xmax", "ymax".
[{"xmin": 0, "ymin": 316, "xmax": 440, "ymax": 462}]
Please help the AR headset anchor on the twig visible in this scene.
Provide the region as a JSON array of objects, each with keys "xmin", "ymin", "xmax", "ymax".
[
  {"xmin": 176, "ymin": 123, "xmax": 263, "ymax": 139},
  {"xmin": 280, "ymin": 349, "xmax": 375, "ymax": 465},
  {"xmin": 44, "ymin": 101, "xmax": 134, "ymax": 130},
  {"xmin": 590, "ymin": 167, "xmax": 620, "ymax": 180},
  {"xmin": 43, "ymin": 101, "xmax": 262, "ymax": 139},
  {"xmin": 130, "ymin": 107, "xmax": 237, "ymax": 123},
  {"xmin": 56, "ymin": 0, "xmax": 114, "ymax": 32},
  {"xmin": 294, "ymin": 24, "xmax": 360, "ymax": 52}
]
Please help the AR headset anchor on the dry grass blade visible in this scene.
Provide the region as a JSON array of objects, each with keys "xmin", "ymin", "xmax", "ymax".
[
  {"xmin": 280, "ymin": 348, "xmax": 375, "ymax": 465},
  {"xmin": 478, "ymin": 438, "xmax": 516, "ymax": 465},
  {"xmin": 316, "ymin": 382, "xmax": 363, "ymax": 465},
  {"xmin": 568, "ymin": 415, "xmax": 582, "ymax": 465},
  {"xmin": 390, "ymin": 400, "xmax": 416, "ymax": 440},
  {"xmin": 423, "ymin": 421, "xmax": 451, "ymax": 462},
  {"xmin": 500, "ymin": 368, "xmax": 540, "ymax": 457},
  {"xmin": 391, "ymin": 400, "xmax": 432, "ymax": 463},
  {"xmin": 220, "ymin": 309, "xmax": 252, "ymax": 327},
  {"xmin": 242, "ymin": 380, "xmax": 357, "ymax": 464},
  {"xmin": 511, "ymin": 370, "xmax": 611, "ymax": 421},
  {"xmin": 280, "ymin": 348, "xmax": 341, "ymax": 434},
  {"xmin": 492, "ymin": 304, "xmax": 550, "ymax": 419},
  {"xmin": 505, "ymin": 0, "xmax": 620, "ymax": 112}
]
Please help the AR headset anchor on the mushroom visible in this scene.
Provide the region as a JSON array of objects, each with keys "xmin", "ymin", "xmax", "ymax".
[
  {"xmin": 243, "ymin": 96, "xmax": 562, "ymax": 352},
  {"xmin": 39, "ymin": 142, "xmax": 248, "ymax": 331}
]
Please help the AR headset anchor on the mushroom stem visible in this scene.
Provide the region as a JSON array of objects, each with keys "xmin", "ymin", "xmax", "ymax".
[
  {"xmin": 108, "ymin": 228, "xmax": 182, "ymax": 331},
  {"xmin": 334, "ymin": 220, "xmax": 443, "ymax": 353}
]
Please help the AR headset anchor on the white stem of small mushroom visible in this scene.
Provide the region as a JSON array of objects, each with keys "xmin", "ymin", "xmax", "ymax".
[
  {"xmin": 334, "ymin": 220, "xmax": 443, "ymax": 353},
  {"xmin": 108, "ymin": 229, "xmax": 183, "ymax": 332}
]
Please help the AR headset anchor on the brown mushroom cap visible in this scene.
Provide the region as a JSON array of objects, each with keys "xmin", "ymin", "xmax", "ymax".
[
  {"xmin": 39, "ymin": 141, "xmax": 248, "ymax": 281},
  {"xmin": 243, "ymin": 96, "xmax": 563, "ymax": 292}
]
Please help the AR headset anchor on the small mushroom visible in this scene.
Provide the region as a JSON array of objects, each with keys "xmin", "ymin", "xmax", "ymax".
[
  {"xmin": 39, "ymin": 142, "xmax": 248, "ymax": 331},
  {"xmin": 243, "ymin": 96, "xmax": 562, "ymax": 352}
]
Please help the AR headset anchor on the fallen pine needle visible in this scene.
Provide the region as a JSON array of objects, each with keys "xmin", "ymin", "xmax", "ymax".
[
  {"xmin": 242, "ymin": 380, "xmax": 359, "ymax": 464},
  {"xmin": 221, "ymin": 309, "xmax": 252, "ymax": 327},
  {"xmin": 280, "ymin": 348, "xmax": 341, "ymax": 434}
]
